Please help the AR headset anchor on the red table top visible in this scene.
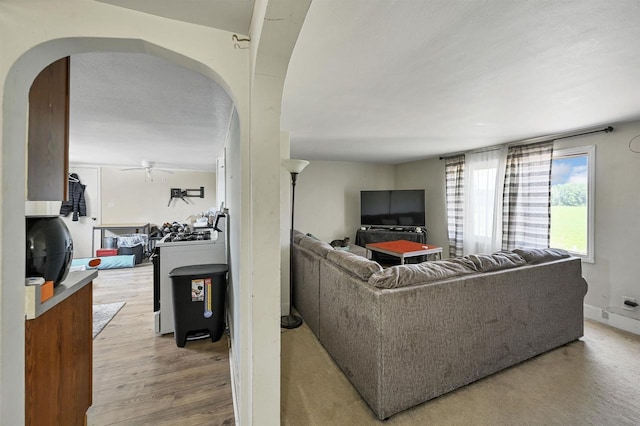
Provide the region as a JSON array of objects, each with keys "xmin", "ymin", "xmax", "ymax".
[{"xmin": 366, "ymin": 239, "xmax": 441, "ymax": 254}]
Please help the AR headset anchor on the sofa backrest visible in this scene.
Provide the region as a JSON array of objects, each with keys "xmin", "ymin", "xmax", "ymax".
[
  {"xmin": 326, "ymin": 249, "xmax": 382, "ymax": 280},
  {"xmin": 368, "ymin": 257, "xmax": 478, "ymax": 289},
  {"xmin": 298, "ymin": 235, "xmax": 334, "ymax": 258},
  {"xmin": 366, "ymin": 248, "xmax": 571, "ymax": 290},
  {"xmin": 294, "ymin": 229, "xmax": 573, "ymax": 293}
]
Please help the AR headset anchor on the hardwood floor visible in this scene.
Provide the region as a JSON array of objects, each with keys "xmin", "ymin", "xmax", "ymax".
[{"xmin": 87, "ymin": 262, "xmax": 235, "ymax": 425}]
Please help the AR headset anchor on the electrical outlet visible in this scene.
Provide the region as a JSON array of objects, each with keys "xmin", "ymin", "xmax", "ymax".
[{"xmin": 622, "ymin": 296, "xmax": 638, "ymax": 310}]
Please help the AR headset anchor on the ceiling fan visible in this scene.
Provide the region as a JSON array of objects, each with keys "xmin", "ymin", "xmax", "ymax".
[{"xmin": 120, "ymin": 160, "xmax": 174, "ymax": 181}]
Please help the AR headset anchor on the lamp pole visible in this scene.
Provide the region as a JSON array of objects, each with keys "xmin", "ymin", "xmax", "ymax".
[
  {"xmin": 281, "ymin": 159, "xmax": 308, "ymax": 329},
  {"xmin": 282, "ymin": 172, "xmax": 302, "ymax": 328}
]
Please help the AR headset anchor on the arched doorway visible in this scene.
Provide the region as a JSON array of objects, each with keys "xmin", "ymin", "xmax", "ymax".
[{"xmin": 1, "ymin": 36, "xmax": 245, "ymax": 424}]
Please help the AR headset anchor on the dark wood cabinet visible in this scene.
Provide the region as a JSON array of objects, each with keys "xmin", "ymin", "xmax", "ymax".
[
  {"xmin": 25, "ymin": 282, "xmax": 92, "ymax": 426},
  {"xmin": 27, "ymin": 56, "xmax": 70, "ymax": 201}
]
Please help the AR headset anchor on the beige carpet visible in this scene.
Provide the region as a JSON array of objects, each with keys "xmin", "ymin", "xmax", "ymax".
[{"xmin": 281, "ymin": 319, "xmax": 640, "ymax": 425}]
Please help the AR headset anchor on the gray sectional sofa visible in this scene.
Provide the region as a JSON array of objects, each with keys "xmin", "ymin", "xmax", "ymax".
[{"xmin": 292, "ymin": 230, "xmax": 588, "ymax": 420}]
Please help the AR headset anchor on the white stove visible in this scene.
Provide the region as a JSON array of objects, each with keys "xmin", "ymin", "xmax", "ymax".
[{"xmin": 153, "ymin": 216, "xmax": 227, "ymax": 335}]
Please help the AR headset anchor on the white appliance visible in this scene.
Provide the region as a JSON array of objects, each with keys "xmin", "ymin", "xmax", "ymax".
[{"xmin": 153, "ymin": 216, "xmax": 227, "ymax": 335}]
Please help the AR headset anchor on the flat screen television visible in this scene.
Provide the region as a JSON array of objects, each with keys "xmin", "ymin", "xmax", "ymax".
[{"xmin": 360, "ymin": 189, "xmax": 425, "ymax": 228}]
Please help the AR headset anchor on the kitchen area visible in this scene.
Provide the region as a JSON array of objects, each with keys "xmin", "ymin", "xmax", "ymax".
[
  {"xmin": 152, "ymin": 212, "xmax": 228, "ymax": 338},
  {"xmin": 27, "ymin": 171, "xmax": 229, "ymax": 318},
  {"xmin": 18, "ymin": 51, "xmax": 235, "ymax": 425}
]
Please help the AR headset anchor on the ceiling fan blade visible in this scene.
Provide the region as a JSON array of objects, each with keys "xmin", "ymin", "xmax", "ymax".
[
  {"xmin": 120, "ymin": 167, "xmax": 144, "ymax": 171},
  {"xmin": 153, "ymin": 169, "xmax": 175, "ymax": 174}
]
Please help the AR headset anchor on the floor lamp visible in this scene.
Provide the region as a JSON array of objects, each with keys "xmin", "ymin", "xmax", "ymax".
[{"xmin": 281, "ymin": 159, "xmax": 309, "ymax": 329}]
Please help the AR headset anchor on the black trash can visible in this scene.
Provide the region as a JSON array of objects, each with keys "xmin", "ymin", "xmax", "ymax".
[
  {"xmin": 169, "ymin": 264, "xmax": 228, "ymax": 347},
  {"xmin": 118, "ymin": 244, "xmax": 143, "ymax": 264}
]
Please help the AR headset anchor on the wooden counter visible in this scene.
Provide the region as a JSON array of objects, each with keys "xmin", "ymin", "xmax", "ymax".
[
  {"xmin": 25, "ymin": 270, "xmax": 96, "ymax": 426},
  {"xmin": 25, "ymin": 269, "xmax": 97, "ymax": 319}
]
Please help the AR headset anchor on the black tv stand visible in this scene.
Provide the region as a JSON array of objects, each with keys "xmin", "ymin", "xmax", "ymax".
[{"xmin": 365, "ymin": 226, "xmax": 421, "ymax": 233}]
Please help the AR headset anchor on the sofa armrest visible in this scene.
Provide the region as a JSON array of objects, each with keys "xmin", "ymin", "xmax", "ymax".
[
  {"xmin": 318, "ymin": 260, "xmax": 384, "ymax": 417},
  {"xmin": 292, "ymin": 244, "xmax": 322, "ymax": 336}
]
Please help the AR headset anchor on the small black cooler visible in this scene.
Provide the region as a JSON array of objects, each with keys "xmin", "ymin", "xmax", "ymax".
[{"xmin": 169, "ymin": 264, "xmax": 228, "ymax": 347}]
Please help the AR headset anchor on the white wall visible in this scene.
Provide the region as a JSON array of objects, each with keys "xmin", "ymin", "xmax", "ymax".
[
  {"xmin": 295, "ymin": 161, "xmax": 396, "ymax": 242},
  {"xmin": 554, "ymin": 120, "xmax": 640, "ymax": 312},
  {"xmin": 395, "ymin": 157, "xmax": 449, "ymax": 250},
  {"xmin": 394, "ymin": 120, "xmax": 640, "ymax": 330},
  {"xmin": 225, "ymin": 107, "xmax": 245, "ymax": 417},
  {"xmin": 280, "ymin": 132, "xmax": 292, "ymax": 316},
  {"xmin": 100, "ymin": 167, "xmax": 216, "ymax": 228}
]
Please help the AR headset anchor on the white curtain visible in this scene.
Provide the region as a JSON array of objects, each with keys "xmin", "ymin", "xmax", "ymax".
[{"xmin": 463, "ymin": 147, "xmax": 507, "ymax": 255}]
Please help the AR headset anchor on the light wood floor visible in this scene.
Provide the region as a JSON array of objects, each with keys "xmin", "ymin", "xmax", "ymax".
[{"xmin": 87, "ymin": 262, "xmax": 235, "ymax": 426}]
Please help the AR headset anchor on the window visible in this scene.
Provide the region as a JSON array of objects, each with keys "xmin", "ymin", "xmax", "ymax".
[{"xmin": 550, "ymin": 146, "xmax": 595, "ymax": 262}]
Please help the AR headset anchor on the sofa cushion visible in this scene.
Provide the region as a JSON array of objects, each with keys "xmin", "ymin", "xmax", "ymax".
[
  {"xmin": 326, "ymin": 249, "xmax": 382, "ymax": 280},
  {"xmin": 333, "ymin": 244, "xmax": 368, "ymax": 257},
  {"xmin": 368, "ymin": 258, "xmax": 477, "ymax": 289},
  {"xmin": 467, "ymin": 252, "xmax": 526, "ymax": 272},
  {"xmin": 299, "ymin": 237, "xmax": 334, "ymax": 258},
  {"xmin": 292, "ymin": 230, "xmax": 305, "ymax": 244},
  {"xmin": 346, "ymin": 244, "xmax": 369, "ymax": 258},
  {"xmin": 513, "ymin": 248, "xmax": 570, "ymax": 264}
]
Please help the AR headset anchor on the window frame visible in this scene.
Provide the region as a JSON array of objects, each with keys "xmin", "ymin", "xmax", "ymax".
[{"xmin": 551, "ymin": 145, "xmax": 595, "ymax": 262}]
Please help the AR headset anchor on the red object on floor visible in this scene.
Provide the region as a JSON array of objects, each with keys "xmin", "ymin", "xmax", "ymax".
[
  {"xmin": 96, "ymin": 248, "xmax": 118, "ymax": 257},
  {"xmin": 88, "ymin": 258, "xmax": 102, "ymax": 268}
]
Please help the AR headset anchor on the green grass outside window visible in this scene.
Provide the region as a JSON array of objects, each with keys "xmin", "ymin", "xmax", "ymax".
[{"xmin": 550, "ymin": 205, "xmax": 587, "ymax": 254}]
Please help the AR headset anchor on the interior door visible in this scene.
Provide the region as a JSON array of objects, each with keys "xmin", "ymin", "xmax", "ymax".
[{"xmin": 59, "ymin": 167, "xmax": 100, "ymax": 258}]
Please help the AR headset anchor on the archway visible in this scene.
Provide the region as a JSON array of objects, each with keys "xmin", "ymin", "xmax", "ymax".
[{"xmin": 1, "ymin": 36, "xmax": 245, "ymax": 424}]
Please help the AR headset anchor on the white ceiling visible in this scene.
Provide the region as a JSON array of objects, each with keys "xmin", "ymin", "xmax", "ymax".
[
  {"xmin": 283, "ymin": 0, "xmax": 640, "ymax": 163},
  {"xmin": 69, "ymin": 1, "xmax": 640, "ymax": 170},
  {"xmin": 69, "ymin": 52, "xmax": 233, "ymax": 171},
  {"xmin": 95, "ymin": 0, "xmax": 255, "ymax": 34}
]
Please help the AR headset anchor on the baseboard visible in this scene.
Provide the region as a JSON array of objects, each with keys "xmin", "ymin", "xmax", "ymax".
[
  {"xmin": 225, "ymin": 309, "xmax": 240, "ymax": 426},
  {"xmin": 584, "ymin": 304, "xmax": 608, "ymax": 324},
  {"xmin": 584, "ymin": 303, "xmax": 640, "ymax": 335}
]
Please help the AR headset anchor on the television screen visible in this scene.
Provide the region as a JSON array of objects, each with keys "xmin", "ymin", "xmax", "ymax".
[{"xmin": 360, "ymin": 190, "xmax": 425, "ymax": 227}]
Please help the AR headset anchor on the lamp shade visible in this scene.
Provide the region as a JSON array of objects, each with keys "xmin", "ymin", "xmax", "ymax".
[{"xmin": 282, "ymin": 159, "xmax": 309, "ymax": 174}]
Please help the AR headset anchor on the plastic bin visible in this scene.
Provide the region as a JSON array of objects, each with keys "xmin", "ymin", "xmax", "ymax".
[
  {"xmin": 118, "ymin": 244, "xmax": 143, "ymax": 264},
  {"xmin": 169, "ymin": 264, "xmax": 228, "ymax": 347},
  {"xmin": 117, "ymin": 233, "xmax": 148, "ymax": 247},
  {"xmin": 103, "ymin": 236, "xmax": 118, "ymax": 249},
  {"xmin": 96, "ymin": 248, "xmax": 118, "ymax": 257},
  {"xmin": 117, "ymin": 234, "xmax": 147, "ymax": 264}
]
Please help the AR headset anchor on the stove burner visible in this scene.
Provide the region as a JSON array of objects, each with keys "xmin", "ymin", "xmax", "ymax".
[{"xmin": 162, "ymin": 231, "xmax": 212, "ymax": 243}]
